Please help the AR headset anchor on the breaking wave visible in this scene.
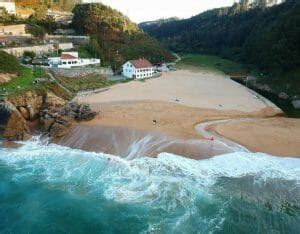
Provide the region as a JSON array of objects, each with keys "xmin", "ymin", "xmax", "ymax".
[{"xmin": 0, "ymin": 138, "xmax": 299, "ymax": 233}]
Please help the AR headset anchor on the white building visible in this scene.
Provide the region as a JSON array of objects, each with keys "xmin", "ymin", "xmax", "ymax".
[
  {"xmin": 48, "ymin": 52, "xmax": 100, "ymax": 68},
  {"xmin": 0, "ymin": 1, "xmax": 16, "ymax": 15},
  {"xmin": 122, "ymin": 59, "xmax": 154, "ymax": 79}
]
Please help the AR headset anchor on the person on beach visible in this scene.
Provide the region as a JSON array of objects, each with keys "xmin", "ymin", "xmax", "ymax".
[{"xmin": 210, "ymin": 137, "xmax": 215, "ymax": 144}]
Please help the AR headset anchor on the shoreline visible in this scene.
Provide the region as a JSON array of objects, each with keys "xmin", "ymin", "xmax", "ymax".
[
  {"xmin": 53, "ymin": 69, "xmax": 299, "ymax": 158},
  {"xmin": 55, "ymin": 100, "xmax": 299, "ymax": 158}
]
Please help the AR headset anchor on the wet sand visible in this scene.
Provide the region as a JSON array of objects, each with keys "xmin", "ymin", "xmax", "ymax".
[
  {"xmin": 210, "ymin": 117, "xmax": 300, "ymax": 157},
  {"xmin": 57, "ymin": 100, "xmax": 284, "ymax": 158},
  {"xmin": 56, "ymin": 124, "xmax": 234, "ymax": 160}
]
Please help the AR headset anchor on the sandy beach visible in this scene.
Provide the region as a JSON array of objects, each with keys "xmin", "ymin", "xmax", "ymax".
[
  {"xmin": 64, "ymin": 69, "xmax": 300, "ymax": 158},
  {"xmin": 76, "ymin": 70, "xmax": 280, "ymax": 112}
]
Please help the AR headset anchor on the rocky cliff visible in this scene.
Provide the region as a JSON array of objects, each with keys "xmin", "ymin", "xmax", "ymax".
[{"xmin": 0, "ymin": 90, "xmax": 97, "ymax": 141}]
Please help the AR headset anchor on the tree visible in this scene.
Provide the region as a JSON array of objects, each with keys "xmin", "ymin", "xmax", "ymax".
[
  {"xmin": 26, "ymin": 24, "xmax": 46, "ymax": 39},
  {"xmin": 23, "ymin": 51, "xmax": 36, "ymax": 59},
  {"xmin": 0, "ymin": 7, "xmax": 11, "ymax": 24},
  {"xmin": 28, "ymin": 5, "xmax": 48, "ymax": 22},
  {"xmin": 240, "ymin": 0, "xmax": 250, "ymax": 11}
]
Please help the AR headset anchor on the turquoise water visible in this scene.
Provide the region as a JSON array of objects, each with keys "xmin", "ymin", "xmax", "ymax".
[{"xmin": 0, "ymin": 139, "xmax": 300, "ymax": 233}]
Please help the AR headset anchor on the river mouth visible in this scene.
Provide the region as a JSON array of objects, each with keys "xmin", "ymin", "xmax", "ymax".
[
  {"xmin": 231, "ymin": 78, "xmax": 300, "ymax": 118},
  {"xmin": 53, "ymin": 124, "xmax": 236, "ymax": 160}
]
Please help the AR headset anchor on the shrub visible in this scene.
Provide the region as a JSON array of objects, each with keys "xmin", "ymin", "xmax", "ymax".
[
  {"xmin": 23, "ymin": 51, "xmax": 36, "ymax": 59},
  {"xmin": 0, "ymin": 51, "xmax": 21, "ymax": 74}
]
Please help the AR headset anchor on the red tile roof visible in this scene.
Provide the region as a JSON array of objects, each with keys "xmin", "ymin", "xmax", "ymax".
[
  {"xmin": 130, "ymin": 59, "xmax": 153, "ymax": 68},
  {"xmin": 61, "ymin": 54, "xmax": 77, "ymax": 60},
  {"xmin": 0, "ymin": 37, "xmax": 7, "ymax": 42}
]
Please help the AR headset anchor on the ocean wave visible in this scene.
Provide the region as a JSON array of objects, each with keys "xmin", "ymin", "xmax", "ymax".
[
  {"xmin": 0, "ymin": 139, "xmax": 299, "ymax": 200},
  {"xmin": 0, "ymin": 139, "xmax": 299, "ymax": 233}
]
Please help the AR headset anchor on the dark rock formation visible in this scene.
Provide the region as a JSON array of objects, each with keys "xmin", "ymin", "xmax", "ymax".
[
  {"xmin": 1, "ymin": 90, "xmax": 97, "ymax": 141},
  {"xmin": 8, "ymin": 91, "xmax": 44, "ymax": 121},
  {"xmin": 0, "ymin": 101, "xmax": 30, "ymax": 140},
  {"xmin": 49, "ymin": 122, "xmax": 71, "ymax": 138},
  {"xmin": 39, "ymin": 108, "xmax": 73, "ymax": 138},
  {"xmin": 60, "ymin": 102, "xmax": 97, "ymax": 121},
  {"xmin": 278, "ymin": 92, "xmax": 289, "ymax": 100},
  {"xmin": 292, "ymin": 99, "xmax": 300, "ymax": 109}
]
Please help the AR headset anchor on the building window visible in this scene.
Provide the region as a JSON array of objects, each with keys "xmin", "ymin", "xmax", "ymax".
[{"xmin": 63, "ymin": 62, "xmax": 66, "ymax": 64}]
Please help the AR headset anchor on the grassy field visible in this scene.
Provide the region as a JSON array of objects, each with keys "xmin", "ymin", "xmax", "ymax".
[
  {"xmin": 176, "ymin": 54, "xmax": 259, "ymax": 76},
  {"xmin": 56, "ymin": 74, "xmax": 117, "ymax": 93},
  {"xmin": 0, "ymin": 67, "xmax": 44, "ymax": 96}
]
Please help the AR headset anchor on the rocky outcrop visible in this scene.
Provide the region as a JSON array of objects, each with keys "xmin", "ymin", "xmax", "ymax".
[
  {"xmin": 39, "ymin": 102, "xmax": 97, "ymax": 138},
  {"xmin": 278, "ymin": 92, "xmax": 289, "ymax": 100},
  {"xmin": 1, "ymin": 90, "xmax": 96, "ymax": 141},
  {"xmin": 8, "ymin": 90, "xmax": 45, "ymax": 121},
  {"xmin": 49, "ymin": 122, "xmax": 70, "ymax": 138},
  {"xmin": 18, "ymin": 106, "xmax": 30, "ymax": 120},
  {"xmin": 39, "ymin": 109, "xmax": 72, "ymax": 138},
  {"xmin": 60, "ymin": 102, "xmax": 97, "ymax": 121},
  {"xmin": 0, "ymin": 101, "xmax": 30, "ymax": 140},
  {"xmin": 44, "ymin": 92, "xmax": 66, "ymax": 108},
  {"xmin": 292, "ymin": 99, "xmax": 300, "ymax": 109}
]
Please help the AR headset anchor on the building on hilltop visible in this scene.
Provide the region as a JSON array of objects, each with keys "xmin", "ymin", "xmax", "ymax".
[
  {"xmin": 122, "ymin": 59, "xmax": 154, "ymax": 79},
  {"xmin": 2, "ymin": 43, "xmax": 74, "ymax": 57},
  {"xmin": 0, "ymin": 0, "xmax": 16, "ymax": 15},
  {"xmin": 48, "ymin": 52, "xmax": 100, "ymax": 68}
]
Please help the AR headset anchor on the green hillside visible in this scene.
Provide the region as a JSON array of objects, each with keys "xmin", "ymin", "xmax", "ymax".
[
  {"xmin": 140, "ymin": 0, "xmax": 300, "ymax": 94},
  {"xmin": 72, "ymin": 3, "xmax": 175, "ymax": 70}
]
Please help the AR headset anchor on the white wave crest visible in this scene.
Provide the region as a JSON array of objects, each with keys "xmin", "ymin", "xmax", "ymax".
[{"xmin": 0, "ymin": 139, "xmax": 299, "ymax": 206}]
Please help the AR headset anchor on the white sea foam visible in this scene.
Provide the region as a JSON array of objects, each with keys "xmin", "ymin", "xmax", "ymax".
[
  {"xmin": 0, "ymin": 139, "xmax": 299, "ymax": 206},
  {"xmin": 1, "ymin": 138, "xmax": 299, "ymax": 233}
]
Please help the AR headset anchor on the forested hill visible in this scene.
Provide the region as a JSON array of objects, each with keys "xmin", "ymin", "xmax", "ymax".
[
  {"xmin": 72, "ymin": 3, "xmax": 174, "ymax": 70},
  {"xmin": 140, "ymin": 0, "xmax": 300, "ymax": 93}
]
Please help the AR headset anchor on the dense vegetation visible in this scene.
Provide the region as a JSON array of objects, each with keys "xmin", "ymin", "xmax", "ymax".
[
  {"xmin": 140, "ymin": 0, "xmax": 300, "ymax": 94},
  {"xmin": 0, "ymin": 51, "xmax": 21, "ymax": 74},
  {"xmin": 72, "ymin": 3, "xmax": 174, "ymax": 70},
  {"xmin": 177, "ymin": 55, "xmax": 249, "ymax": 76},
  {"xmin": 15, "ymin": 0, "xmax": 80, "ymax": 12}
]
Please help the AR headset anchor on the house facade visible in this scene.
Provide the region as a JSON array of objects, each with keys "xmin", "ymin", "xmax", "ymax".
[
  {"xmin": 48, "ymin": 52, "xmax": 100, "ymax": 68},
  {"xmin": 122, "ymin": 59, "xmax": 154, "ymax": 79}
]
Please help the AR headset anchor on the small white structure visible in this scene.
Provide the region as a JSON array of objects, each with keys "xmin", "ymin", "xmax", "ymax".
[
  {"xmin": 0, "ymin": 1, "xmax": 16, "ymax": 15},
  {"xmin": 157, "ymin": 63, "xmax": 170, "ymax": 72},
  {"xmin": 122, "ymin": 59, "xmax": 154, "ymax": 79},
  {"xmin": 48, "ymin": 52, "xmax": 100, "ymax": 68}
]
